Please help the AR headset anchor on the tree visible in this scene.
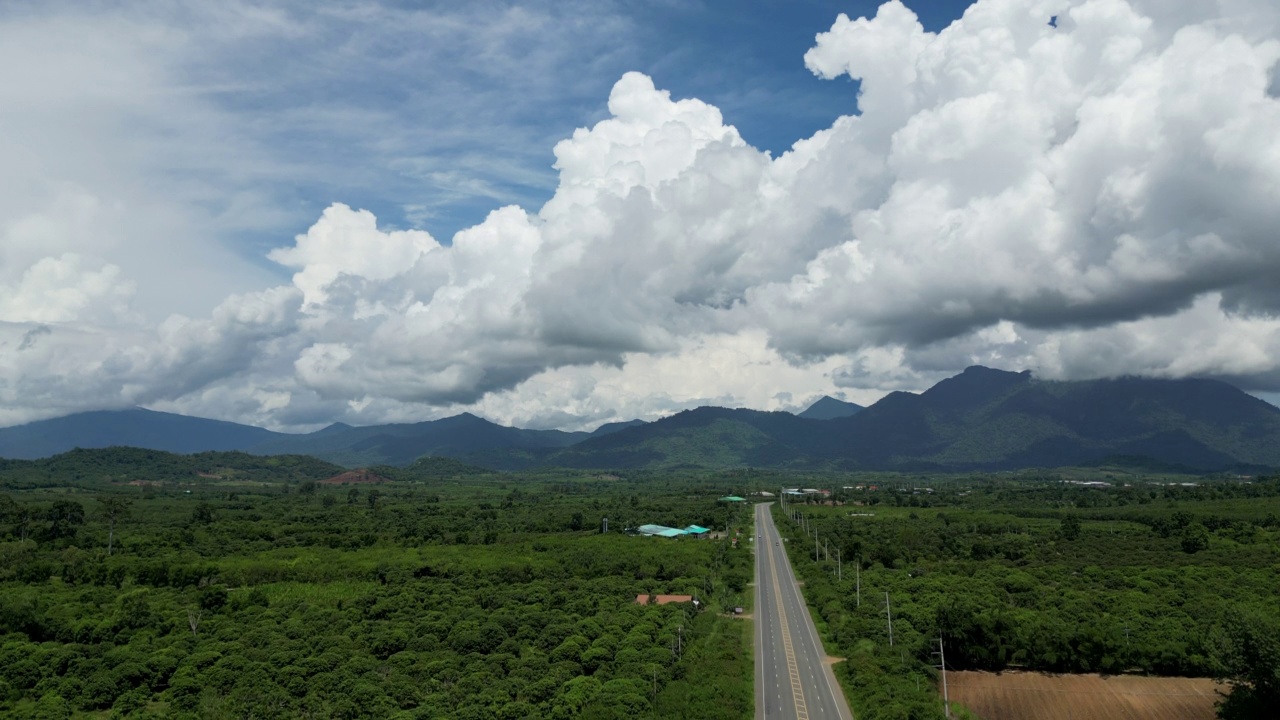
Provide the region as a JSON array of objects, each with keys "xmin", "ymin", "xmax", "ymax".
[
  {"xmin": 199, "ymin": 585, "xmax": 228, "ymax": 612},
  {"xmin": 0, "ymin": 495, "xmax": 33, "ymax": 543},
  {"xmin": 97, "ymin": 495, "xmax": 132, "ymax": 556},
  {"xmin": 1182, "ymin": 522, "xmax": 1210, "ymax": 554},
  {"xmin": 44, "ymin": 500, "xmax": 85, "ymax": 541},
  {"xmin": 1216, "ymin": 612, "xmax": 1280, "ymax": 719},
  {"xmin": 191, "ymin": 502, "xmax": 215, "ymax": 525},
  {"xmin": 348, "ymin": 488, "xmax": 360, "ymax": 505},
  {"xmin": 1060, "ymin": 515, "xmax": 1081, "ymax": 541},
  {"xmin": 187, "ymin": 608, "xmax": 202, "ymax": 638},
  {"xmin": 367, "ymin": 489, "xmax": 381, "ymax": 510}
]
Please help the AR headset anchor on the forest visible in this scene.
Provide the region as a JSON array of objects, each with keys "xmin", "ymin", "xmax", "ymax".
[
  {"xmin": 0, "ymin": 449, "xmax": 754, "ymax": 718},
  {"xmin": 772, "ymin": 472, "xmax": 1280, "ymax": 720}
]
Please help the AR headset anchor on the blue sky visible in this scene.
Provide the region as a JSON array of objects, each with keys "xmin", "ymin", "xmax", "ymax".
[{"xmin": 208, "ymin": 0, "xmax": 979, "ymax": 261}]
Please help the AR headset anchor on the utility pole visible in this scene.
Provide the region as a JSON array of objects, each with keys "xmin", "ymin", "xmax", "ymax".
[
  {"xmin": 856, "ymin": 558, "xmax": 861, "ymax": 608},
  {"xmin": 934, "ymin": 636, "xmax": 950, "ymax": 718},
  {"xmin": 837, "ymin": 547, "xmax": 842, "ymax": 582},
  {"xmin": 824, "ymin": 539, "xmax": 829, "ymax": 562},
  {"xmin": 815, "ymin": 531, "xmax": 820, "ymax": 562},
  {"xmin": 885, "ymin": 592, "xmax": 894, "ymax": 646},
  {"xmin": 651, "ymin": 666, "xmax": 658, "ymax": 715}
]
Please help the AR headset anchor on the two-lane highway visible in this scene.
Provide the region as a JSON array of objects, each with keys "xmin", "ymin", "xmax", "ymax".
[{"xmin": 755, "ymin": 502, "xmax": 853, "ymax": 720}]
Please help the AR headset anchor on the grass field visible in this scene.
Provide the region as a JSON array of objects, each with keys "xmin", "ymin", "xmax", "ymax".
[{"xmin": 948, "ymin": 671, "xmax": 1225, "ymax": 720}]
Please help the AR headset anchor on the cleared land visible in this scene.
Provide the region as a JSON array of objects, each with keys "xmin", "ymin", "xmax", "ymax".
[{"xmin": 947, "ymin": 670, "xmax": 1225, "ymax": 720}]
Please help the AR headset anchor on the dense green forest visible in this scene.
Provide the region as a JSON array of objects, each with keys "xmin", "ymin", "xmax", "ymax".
[
  {"xmin": 6, "ymin": 448, "xmax": 1280, "ymax": 719},
  {"xmin": 0, "ymin": 450, "xmax": 754, "ymax": 718},
  {"xmin": 772, "ymin": 474, "xmax": 1280, "ymax": 719}
]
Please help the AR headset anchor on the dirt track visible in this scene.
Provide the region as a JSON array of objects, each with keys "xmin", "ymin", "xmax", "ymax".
[{"xmin": 947, "ymin": 670, "xmax": 1225, "ymax": 720}]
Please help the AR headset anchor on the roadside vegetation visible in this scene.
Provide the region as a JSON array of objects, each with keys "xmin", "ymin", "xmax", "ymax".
[{"xmin": 773, "ymin": 474, "xmax": 1280, "ymax": 720}]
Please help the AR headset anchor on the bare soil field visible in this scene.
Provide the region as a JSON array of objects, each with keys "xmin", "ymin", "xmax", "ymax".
[{"xmin": 947, "ymin": 670, "xmax": 1226, "ymax": 720}]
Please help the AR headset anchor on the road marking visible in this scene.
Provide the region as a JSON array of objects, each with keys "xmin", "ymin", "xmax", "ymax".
[{"xmin": 767, "ymin": 519, "xmax": 809, "ymax": 720}]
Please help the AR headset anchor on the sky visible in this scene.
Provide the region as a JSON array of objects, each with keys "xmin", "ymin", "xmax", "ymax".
[{"xmin": 2, "ymin": 0, "xmax": 1279, "ymax": 432}]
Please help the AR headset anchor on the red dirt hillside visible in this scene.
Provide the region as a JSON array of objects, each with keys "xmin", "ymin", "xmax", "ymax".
[{"xmin": 318, "ymin": 469, "xmax": 389, "ymax": 485}]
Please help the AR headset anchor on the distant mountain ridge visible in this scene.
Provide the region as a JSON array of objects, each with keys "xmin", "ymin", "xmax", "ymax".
[
  {"xmin": 1, "ymin": 368, "xmax": 1277, "ymax": 472},
  {"xmin": 0, "ymin": 408, "xmax": 650, "ymax": 468},
  {"xmin": 497, "ymin": 367, "xmax": 1280, "ymax": 472},
  {"xmin": 797, "ymin": 396, "xmax": 864, "ymax": 420},
  {"xmin": 0, "ymin": 409, "xmax": 281, "ymax": 460}
]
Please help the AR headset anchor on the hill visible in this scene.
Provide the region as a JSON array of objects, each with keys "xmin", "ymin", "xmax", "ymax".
[
  {"xmin": 0, "ymin": 408, "xmax": 281, "ymax": 459},
  {"xmin": 0, "ymin": 447, "xmax": 344, "ymax": 489},
  {"xmin": 247, "ymin": 412, "xmax": 594, "ymax": 466},
  {"xmin": 797, "ymin": 396, "xmax": 864, "ymax": 420}
]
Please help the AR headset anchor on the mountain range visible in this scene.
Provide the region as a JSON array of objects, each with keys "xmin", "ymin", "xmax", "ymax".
[{"xmin": 2, "ymin": 368, "xmax": 1278, "ymax": 472}]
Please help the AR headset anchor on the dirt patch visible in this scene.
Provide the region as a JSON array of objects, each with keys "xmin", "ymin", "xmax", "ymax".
[
  {"xmin": 319, "ymin": 469, "xmax": 390, "ymax": 485},
  {"xmin": 947, "ymin": 670, "xmax": 1225, "ymax": 720}
]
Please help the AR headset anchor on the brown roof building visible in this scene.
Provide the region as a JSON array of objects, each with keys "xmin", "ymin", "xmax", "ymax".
[{"xmin": 634, "ymin": 594, "xmax": 694, "ymax": 605}]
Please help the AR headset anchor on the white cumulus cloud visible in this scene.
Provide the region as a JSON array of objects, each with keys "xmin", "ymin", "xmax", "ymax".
[{"xmin": 3, "ymin": 0, "xmax": 1279, "ymax": 430}]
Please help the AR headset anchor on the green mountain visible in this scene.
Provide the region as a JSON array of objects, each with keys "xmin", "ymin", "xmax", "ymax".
[
  {"xmin": 502, "ymin": 407, "xmax": 812, "ymax": 470},
  {"xmin": 2, "ymin": 368, "xmax": 1277, "ymax": 472},
  {"xmin": 814, "ymin": 367, "xmax": 1280, "ymax": 471},
  {"xmin": 797, "ymin": 395, "xmax": 864, "ymax": 420},
  {"xmin": 508, "ymin": 367, "xmax": 1280, "ymax": 472}
]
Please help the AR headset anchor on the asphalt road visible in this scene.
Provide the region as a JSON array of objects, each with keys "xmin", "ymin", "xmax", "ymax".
[{"xmin": 755, "ymin": 502, "xmax": 854, "ymax": 720}]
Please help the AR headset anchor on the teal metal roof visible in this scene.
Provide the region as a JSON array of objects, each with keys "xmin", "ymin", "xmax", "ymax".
[
  {"xmin": 718, "ymin": 496, "xmax": 746, "ymax": 502},
  {"xmin": 683, "ymin": 525, "xmax": 710, "ymax": 534},
  {"xmin": 637, "ymin": 524, "xmax": 686, "ymax": 537}
]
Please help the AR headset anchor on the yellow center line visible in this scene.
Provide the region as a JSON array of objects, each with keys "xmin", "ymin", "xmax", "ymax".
[{"xmin": 767, "ymin": 520, "xmax": 809, "ymax": 720}]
